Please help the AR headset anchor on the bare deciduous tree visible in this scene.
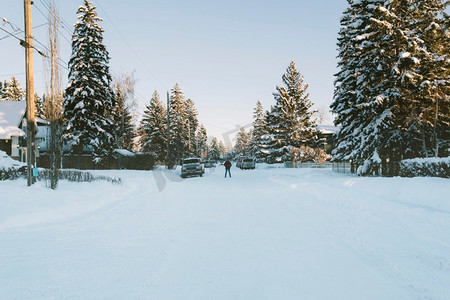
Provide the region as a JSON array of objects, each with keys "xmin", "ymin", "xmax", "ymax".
[{"xmin": 43, "ymin": 0, "xmax": 63, "ymax": 189}]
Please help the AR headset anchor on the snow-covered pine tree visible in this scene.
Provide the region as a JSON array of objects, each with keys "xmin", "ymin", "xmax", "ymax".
[
  {"xmin": 62, "ymin": 0, "xmax": 116, "ymax": 163},
  {"xmin": 234, "ymin": 127, "xmax": 250, "ymax": 157},
  {"xmin": 332, "ymin": 0, "xmax": 449, "ymax": 175},
  {"xmin": 185, "ymin": 98, "xmax": 199, "ymax": 157},
  {"xmin": 330, "ymin": 0, "xmax": 368, "ymax": 163},
  {"xmin": 409, "ymin": 0, "xmax": 450, "ymax": 157},
  {"xmin": 350, "ymin": 0, "xmax": 416, "ymax": 175},
  {"xmin": 138, "ymin": 90, "xmax": 167, "ymax": 161},
  {"xmin": 2, "ymin": 76, "xmax": 25, "ymax": 101},
  {"xmin": 249, "ymin": 100, "xmax": 268, "ymax": 159},
  {"xmin": 34, "ymin": 93, "xmax": 44, "ymax": 119},
  {"xmin": 208, "ymin": 137, "xmax": 221, "ymax": 160},
  {"xmin": 332, "ymin": 0, "xmax": 404, "ymax": 174},
  {"xmin": 196, "ymin": 125, "xmax": 208, "ymax": 158},
  {"xmin": 167, "ymin": 83, "xmax": 188, "ymax": 168},
  {"xmin": 0, "ymin": 80, "xmax": 7, "ymax": 101},
  {"xmin": 218, "ymin": 140, "xmax": 228, "ymax": 158},
  {"xmin": 264, "ymin": 62, "xmax": 318, "ymax": 163}
]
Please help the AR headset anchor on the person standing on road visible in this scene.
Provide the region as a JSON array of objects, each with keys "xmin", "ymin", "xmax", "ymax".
[{"xmin": 224, "ymin": 160, "xmax": 232, "ymax": 178}]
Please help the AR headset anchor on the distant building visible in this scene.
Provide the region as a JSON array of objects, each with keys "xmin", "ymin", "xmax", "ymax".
[
  {"xmin": 0, "ymin": 100, "xmax": 48, "ymax": 162},
  {"xmin": 317, "ymin": 124, "xmax": 339, "ymax": 155},
  {"xmin": 0, "ymin": 101, "xmax": 26, "ymax": 160}
]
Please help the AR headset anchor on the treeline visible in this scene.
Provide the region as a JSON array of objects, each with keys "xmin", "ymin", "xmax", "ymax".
[
  {"xmin": 138, "ymin": 85, "xmax": 228, "ymax": 168},
  {"xmin": 232, "ymin": 62, "xmax": 325, "ymax": 163}
]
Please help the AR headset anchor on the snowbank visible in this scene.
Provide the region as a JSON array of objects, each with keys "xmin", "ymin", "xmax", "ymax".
[{"xmin": 0, "ymin": 150, "xmax": 25, "ymax": 169}]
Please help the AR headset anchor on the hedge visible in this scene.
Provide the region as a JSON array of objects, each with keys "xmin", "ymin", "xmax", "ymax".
[
  {"xmin": 0, "ymin": 168, "xmax": 22, "ymax": 180},
  {"xmin": 399, "ymin": 157, "xmax": 450, "ymax": 178}
]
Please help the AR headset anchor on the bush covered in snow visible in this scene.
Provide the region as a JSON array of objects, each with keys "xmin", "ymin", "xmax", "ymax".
[
  {"xmin": 399, "ymin": 157, "xmax": 450, "ymax": 178},
  {"xmin": 0, "ymin": 168, "xmax": 22, "ymax": 180},
  {"xmin": 0, "ymin": 150, "xmax": 25, "ymax": 180},
  {"xmin": 38, "ymin": 169, "xmax": 121, "ymax": 185}
]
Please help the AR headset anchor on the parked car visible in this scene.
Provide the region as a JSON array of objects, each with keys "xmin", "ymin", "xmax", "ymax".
[
  {"xmin": 235, "ymin": 157, "xmax": 244, "ymax": 169},
  {"xmin": 181, "ymin": 158, "xmax": 205, "ymax": 178},
  {"xmin": 203, "ymin": 160, "xmax": 216, "ymax": 168},
  {"xmin": 240, "ymin": 157, "xmax": 256, "ymax": 170}
]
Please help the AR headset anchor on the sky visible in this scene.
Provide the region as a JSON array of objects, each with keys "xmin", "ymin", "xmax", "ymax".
[{"xmin": 0, "ymin": 0, "xmax": 348, "ymax": 145}]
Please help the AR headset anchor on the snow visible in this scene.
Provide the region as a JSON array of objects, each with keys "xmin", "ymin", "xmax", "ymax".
[
  {"xmin": 0, "ymin": 101, "xmax": 26, "ymax": 139},
  {"xmin": 404, "ymin": 157, "xmax": 450, "ymax": 165},
  {"xmin": 317, "ymin": 124, "xmax": 339, "ymax": 134},
  {"xmin": 0, "ymin": 150, "xmax": 25, "ymax": 169},
  {"xmin": 0, "ymin": 166, "xmax": 449, "ymax": 299},
  {"xmin": 113, "ymin": 149, "xmax": 135, "ymax": 157},
  {"xmin": 399, "ymin": 51, "xmax": 411, "ymax": 58}
]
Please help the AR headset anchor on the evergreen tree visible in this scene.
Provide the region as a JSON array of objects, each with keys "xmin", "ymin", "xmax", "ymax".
[
  {"xmin": 208, "ymin": 137, "xmax": 221, "ymax": 160},
  {"xmin": 0, "ymin": 80, "xmax": 7, "ymax": 101},
  {"xmin": 250, "ymin": 100, "xmax": 268, "ymax": 158},
  {"xmin": 332, "ymin": 0, "xmax": 449, "ymax": 175},
  {"xmin": 2, "ymin": 76, "xmax": 25, "ymax": 101},
  {"xmin": 351, "ymin": 0, "xmax": 412, "ymax": 174},
  {"xmin": 330, "ymin": 0, "xmax": 365, "ymax": 163},
  {"xmin": 235, "ymin": 127, "xmax": 250, "ymax": 157},
  {"xmin": 410, "ymin": 0, "xmax": 450, "ymax": 157},
  {"xmin": 185, "ymin": 98, "xmax": 199, "ymax": 156},
  {"xmin": 196, "ymin": 125, "xmax": 208, "ymax": 158},
  {"xmin": 218, "ymin": 140, "xmax": 228, "ymax": 158},
  {"xmin": 264, "ymin": 62, "xmax": 318, "ymax": 162},
  {"xmin": 138, "ymin": 90, "xmax": 167, "ymax": 161},
  {"xmin": 34, "ymin": 93, "xmax": 44, "ymax": 119},
  {"xmin": 62, "ymin": 0, "xmax": 116, "ymax": 162},
  {"xmin": 167, "ymin": 83, "xmax": 188, "ymax": 168}
]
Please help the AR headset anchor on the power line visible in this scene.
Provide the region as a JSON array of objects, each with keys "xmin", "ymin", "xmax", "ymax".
[
  {"xmin": 0, "ymin": 22, "xmax": 47, "ymax": 41},
  {"xmin": 0, "ymin": 70, "xmax": 45, "ymax": 77},
  {"xmin": 1, "ymin": 18, "xmax": 69, "ymax": 72},
  {"xmin": 0, "ymin": 29, "xmax": 21, "ymax": 41},
  {"xmin": 37, "ymin": 0, "xmax": 73, "ymax": 36},
  {"xmin": 0, "ymin": 26, "xmax": 22, "ymax": 43},
  {"xmin": 33, "ymin": 2, "xmax": 72, "ymax": 45},
  {"xmin": 94, "ymin": 0, "xmax": 169, "ymax": 90},
  {"xmin": 0, "ymin": 26, "xmax": 47, "ymax": 57}
]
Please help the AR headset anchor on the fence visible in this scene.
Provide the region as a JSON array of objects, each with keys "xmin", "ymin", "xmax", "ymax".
[
  {"xmin": 331, "ymin": 161, "xmax": 353, "ymax": 174},
  {"xmin": 36, "ymin": 153, "xmax": 157, "ymax": 170},
  {"xmin": 37, "ymin": 155, "xmax": 117, "ymax": 170},
  {"xmin": 284, "ymin": 161, "xmax": 333, "ymax": 169}
]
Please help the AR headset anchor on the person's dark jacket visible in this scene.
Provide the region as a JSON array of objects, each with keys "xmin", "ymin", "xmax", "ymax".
[{"xmin": 224, "ymin": 160, "xmax": 232, "ymax": 169}]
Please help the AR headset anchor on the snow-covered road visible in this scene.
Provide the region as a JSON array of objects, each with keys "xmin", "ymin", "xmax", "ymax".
[{"xmin": 0, "ymin": 166, "xmax": 449, "ymax": 299}]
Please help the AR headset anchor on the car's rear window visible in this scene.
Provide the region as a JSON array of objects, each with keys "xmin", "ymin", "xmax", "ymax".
[{"xmin": 183, "ymin": 159, "xmax": 200, "ymax": 164}]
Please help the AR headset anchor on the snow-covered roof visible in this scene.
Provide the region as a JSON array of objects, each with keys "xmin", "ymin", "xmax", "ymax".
[
  {"xmin": 36, "ymin": 117, "xmax": 50, "ymax": 125},
  {"xmin": 113, "ymin": 149, "xmax": 135, "ymax": 157},
  {"xmin": 317, "ymin": 124, "xmax": 340, "ymax": 134},
  {"xmin": 0, "ymin": 101, "xmax": 26, "ymax": 139}
]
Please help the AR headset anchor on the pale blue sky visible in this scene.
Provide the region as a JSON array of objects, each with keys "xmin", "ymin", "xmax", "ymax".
[{"xmin": 1, "ymin": 0, "xmax": 348, "ymax": 143}]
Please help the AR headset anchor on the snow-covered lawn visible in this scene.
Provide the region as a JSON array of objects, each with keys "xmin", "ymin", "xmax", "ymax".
[{"xmin": 0, "ymin": 165, "xmax": 449, "ymax": 299}]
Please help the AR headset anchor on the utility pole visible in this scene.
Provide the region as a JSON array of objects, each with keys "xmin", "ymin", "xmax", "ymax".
[{"xmin": 24, "ymin": 0, "xmax": 35, "ymax": 186}]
